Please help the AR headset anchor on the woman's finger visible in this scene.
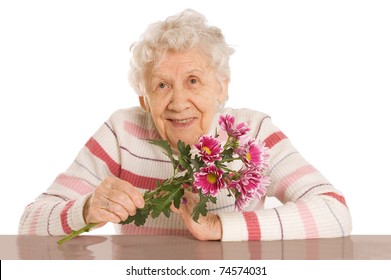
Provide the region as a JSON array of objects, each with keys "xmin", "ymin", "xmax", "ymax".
[
  {"xmin": 94, "ymin": 207, "xmax": 122, "ymax": 224},
  {"xmin": 104, "ymin": 199, "xmax": 131, "ymax": 221},
  {"xmin": 107, "ymin": 177, "xmax": 145, "ymax": 209},
  {"xmin": 103, "ymin": 189, "xmax": 138, "ymax": 217}
]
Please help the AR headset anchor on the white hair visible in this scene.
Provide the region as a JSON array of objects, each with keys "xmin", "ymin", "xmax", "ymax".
[{"xmin": 128, "ymin": 9, "xmax": 235, "ymax": 96}]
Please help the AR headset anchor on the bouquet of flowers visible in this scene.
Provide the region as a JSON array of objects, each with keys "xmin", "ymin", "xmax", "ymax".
[{"xmin": 57, "ymin": 114, "xmax": 270, "ymax": 245}]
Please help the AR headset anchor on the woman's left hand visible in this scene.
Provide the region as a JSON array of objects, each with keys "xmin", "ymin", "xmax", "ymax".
[{"xmin": 171, "ymin": 192, "xmax": 222, "ymax": 241}]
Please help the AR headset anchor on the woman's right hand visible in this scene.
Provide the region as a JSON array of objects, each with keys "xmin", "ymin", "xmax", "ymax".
[{"xmin": 83, "ymin": 176, "xmax": 145, "ymax": 225}]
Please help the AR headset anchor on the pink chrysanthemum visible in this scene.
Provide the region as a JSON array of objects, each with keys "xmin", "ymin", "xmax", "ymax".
[
  {"xmin": 194, "ymin": 135, "xmax": 222, "ymax": 163},
  {"xmin": 218, "ymin": 115, "xmax": 250, "ymax": 138},
  {"xmin": 194, "ymin": 165, "xmax": 225, "ymax": 197},
  {"xmin": 229, "ymin": 167, "xmax": 270, "ymax": 211},
  {"xmin": 237, "ymin": 140, "xmax": 270, "ymax": 170},
  {"xmin": 230, "ymin": 167, "xmax": 262, "ymax": 196},
  {"xmin": 234, "ymin": 195, "xmax": 252, "ymax": 211},
  {"xmin": 218, "ymin": 114, "xmax": 235, "ymax": 131}
]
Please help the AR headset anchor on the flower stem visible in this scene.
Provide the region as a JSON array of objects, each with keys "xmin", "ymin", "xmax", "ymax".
[
  {"xmin": 223, "ymin": 136, "xmax": 233, "ymax": 149},
  {"xmin": 57, "ymin": 222, "xmax": 98, "ymax": 245}
]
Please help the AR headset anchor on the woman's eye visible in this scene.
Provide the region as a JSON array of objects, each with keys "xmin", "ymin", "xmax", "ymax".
[
  {"xmin": 152, "ymin": 82, "xmax": 170, "ymax": 94},
  {"xmin": 189, "ymin": 78, "xmax": 198, "ymax": 85},
  {"xmin": 154, "ymin": 82, "xmax": 170, "ymax": 92}
]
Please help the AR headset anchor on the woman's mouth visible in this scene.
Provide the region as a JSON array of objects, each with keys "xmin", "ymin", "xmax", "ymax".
[{"xmin": 169, "ymin": 117, "xmax": 195, "ymax": 127}]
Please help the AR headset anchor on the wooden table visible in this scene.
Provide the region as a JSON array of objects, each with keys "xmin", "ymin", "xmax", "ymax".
[{"xmin": 1, "ymin": 235, "xmax": 390, "ymax": 260}]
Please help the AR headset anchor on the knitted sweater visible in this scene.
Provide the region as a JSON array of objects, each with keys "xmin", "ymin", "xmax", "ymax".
[{"xmin": 18, "ymin": 107, "xmax": 352, "ymax": 241}]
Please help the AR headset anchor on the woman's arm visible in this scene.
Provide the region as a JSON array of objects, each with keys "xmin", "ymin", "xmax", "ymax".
[
  {"xmin": 218, "ymin": 117, "xmax": 352, "ymax": 241},
  {"xmin": 18, "ymin": 118, "xmax": 122, "ymax": 235}
]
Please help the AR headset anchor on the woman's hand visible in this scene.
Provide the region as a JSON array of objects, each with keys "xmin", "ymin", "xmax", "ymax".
[
  {"xmin": 83, "ymin": 176, "xmax": 144, "ymax": 225},
  {"xmin": 171, "ymin": 192, "xmax": 222, "ymax": 241}
]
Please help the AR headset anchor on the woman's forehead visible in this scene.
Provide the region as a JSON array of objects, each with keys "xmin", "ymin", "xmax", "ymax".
[{"xmin": 150, "ymin": 50, "xmax": 212, "ymax": 76}]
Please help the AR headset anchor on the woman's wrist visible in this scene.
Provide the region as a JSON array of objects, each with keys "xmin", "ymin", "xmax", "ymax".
[
  {"xmin": 83, "ymin": 195, "xmax": 92, "ymax": 223},
  {"xmin": 213, "ymin": 215, "xmax": 223, "ymax": 241}
]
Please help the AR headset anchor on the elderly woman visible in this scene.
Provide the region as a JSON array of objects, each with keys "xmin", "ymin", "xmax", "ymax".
[{"xmin": 19, "ymin": 9, "xmax": 351, "ymax": 241}]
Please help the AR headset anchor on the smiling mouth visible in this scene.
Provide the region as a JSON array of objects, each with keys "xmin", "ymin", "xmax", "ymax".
[{"xmin": 168, "ymin": 117, "xmax": 196, "ymax": 126}]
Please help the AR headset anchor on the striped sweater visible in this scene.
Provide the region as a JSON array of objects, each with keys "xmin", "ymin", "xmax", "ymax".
[{"xmin": 18, "ymin": 107, "xmax": 352, "ymax": 241}]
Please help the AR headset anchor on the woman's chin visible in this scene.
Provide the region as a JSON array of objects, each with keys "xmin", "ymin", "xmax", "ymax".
[{"xmin": 168, "ymin": 135, "xmax": 199, "ymax": 147}]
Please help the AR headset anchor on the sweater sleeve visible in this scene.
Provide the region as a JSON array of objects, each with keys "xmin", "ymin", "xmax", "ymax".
[
  {"xmin": 218, "ymin": 117, "xmax": 352, "ymax": 241},
  {"xmin": 18, "ymin": 115, "xmax": 121, "ymax": 236}
]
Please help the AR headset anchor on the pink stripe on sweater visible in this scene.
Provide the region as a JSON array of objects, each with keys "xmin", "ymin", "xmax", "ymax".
[
  {"xmin": 124, "ymin": 121, "xmax": 160, "ymax": 139},
  {"xmin": 87, "ymin": 137, "xmax": 162, "ymax": 190},
  {"xmin": 120, "ymin": 168, "xmax": 162, "ymax": 191},
  {"xmin": 120, "ymin": 224, "xmax": 191, "ymax": 235},
  {"xmin": 322, "ymin": 192, "xmax": 348, "ymax": 208},
  {"xmin": 60, "ymin": 200, "xmax": 75, "ymax": 234},
  {"xmin": 28, "ymin": 206, "xmax": 43, "ymax": 235},
  {"xmin": 275, "ymin": 165, "xmax": 318, "ymax": 202},
  {"xmin": 296, "ymin": 200, "xmax": 319, "ymax": 239},
  {"xmin": 86, "ymin": 137, "xmax": 120, "ymax": 176},
  {"xmin": 54, "ymin": 174, "xmax": 94, "ymax": 195},
  {"xmin": 264, "ymin": 131, "xmax": 287, "ymax": 148},
  {"xmin": 243, "ymin": 212, "xmax": 261, "ymax": 240}
]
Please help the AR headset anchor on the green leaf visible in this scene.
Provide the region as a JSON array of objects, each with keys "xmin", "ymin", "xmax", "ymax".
[
  {"xmin": 177, "ymin": 140, "xmax": 186, "ymax": 155},
  {"xmin": 173, "ymin": 188, "xmax": 185, "ymax": 209},
  {"xmin": 149, "ymin": 182, "xmax": 184, "ymax": 219},
  {"xmin": 177, "ymin": 140, "xmax": 192, "ymax": 170},
  {"xmin": 192, "ymin": 192, "xmax": 209, "ymax": 222},
  {"xmin": 149, "ymin": 139, "xmax": 177, "ymax": 169},
  {"xmin": 221, "ymin": 147, "xmax": 234, "ymax": 160},
  {"xmin": 191, "ymin": 156, "xmax": 204, "ymax": 171},
  {"xmin": 209, "ymin": 196, "xmax": 217, "ymax": 204},
  {"xmin": 178, "ymin": 155, "xmax": 189, "ymax": 169},
  {"xmin": 120, "ymin": 206, "xmax": 151, "ymax": 226},
  {"xmin": 162, "ymin": 208, "xmax": 171, "ymax": 218},
  {"xmin": 177, "ymin": 140, "xmax": 190, "ymax": 155},
  {"xmin": 191, "ymin": 190, "xmax": 219, "ymax": 222}
]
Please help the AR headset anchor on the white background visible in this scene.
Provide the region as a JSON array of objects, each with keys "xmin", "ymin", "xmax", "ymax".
[{"xmin": 0, "ymin": 0, "xmax": 390, "ymax": 236}]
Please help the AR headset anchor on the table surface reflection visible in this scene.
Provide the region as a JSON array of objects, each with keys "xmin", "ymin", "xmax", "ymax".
[{"xmin": 1, "ymin": 235, "xmax": 390, "ymax": 260}]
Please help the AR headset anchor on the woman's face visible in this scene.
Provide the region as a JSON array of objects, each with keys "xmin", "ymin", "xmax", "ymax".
[{"xmin": 140, "ymin": 49, "xmax": 228, "ymax": 147}]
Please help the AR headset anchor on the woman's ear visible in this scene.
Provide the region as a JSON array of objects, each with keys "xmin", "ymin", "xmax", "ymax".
[
  {"xmin": 218, "ymin": 78, "xmax": 229, "ymax": 104},
  {"xmin": 138, "ymin": 95, "xmax": 150, "ymax": 112}
]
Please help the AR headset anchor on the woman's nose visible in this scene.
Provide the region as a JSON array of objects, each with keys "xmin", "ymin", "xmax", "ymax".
[{"xmin": 167, "ymin": 87, "xmax": 191, "ymax": 112}]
